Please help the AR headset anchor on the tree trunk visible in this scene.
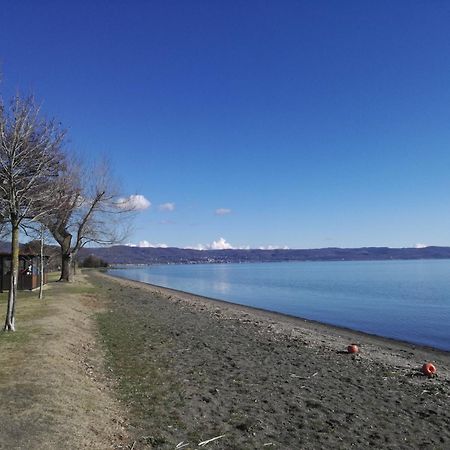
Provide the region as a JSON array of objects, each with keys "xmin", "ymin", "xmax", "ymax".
[
  {"xmin": 4, "ymin": 224, "xmax": 19, "ymax": 331},
  {"xmin": 60, "ymin": 252, "xmax": 73, "ymax": 282},
  {"xmin": 72, "ymin": 249, "xmax": 79, "ymax": 275},
  {"xmin": 39, "ymin": 225, "xmax": 44, "ymax": 299},
  {"xmin": 59, "ymin": 233, "xmax": 73, "ymax": 282}
]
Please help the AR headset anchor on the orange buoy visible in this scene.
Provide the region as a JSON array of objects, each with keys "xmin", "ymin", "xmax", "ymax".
[
  {"xmin": 422, "ymin": 362, "xmax": 437, "ymax": 377},
  {"xmin": 347, "ymin": 344, "xmax": 359, "ymax": 354}
]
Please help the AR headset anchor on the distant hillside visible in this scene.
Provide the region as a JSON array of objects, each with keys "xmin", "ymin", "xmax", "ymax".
[
  {"xmin": 78, "ymin": 245, "xmax": 450, "ymax": 265},
  {"xmin": 3, "ymin": 240, "xmax": 450, "ymax": 266}
]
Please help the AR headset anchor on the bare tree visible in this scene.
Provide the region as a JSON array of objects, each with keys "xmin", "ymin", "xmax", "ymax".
[
  {"xmin": 0, "ymin": 95, "xmax": 64, "ymax": 330},
  {"xmin": 45, "ymin": 158, "xmax": 133, "ymax": 282}
]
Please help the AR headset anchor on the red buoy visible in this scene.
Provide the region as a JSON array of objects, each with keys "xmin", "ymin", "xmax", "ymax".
[
  {"xmin": 422, "ymin": 362, "xmax": 437, "ymax": 377},
  {"xmin": 347, "ymin": 344, "xmax": 359, "ymax": 354}
]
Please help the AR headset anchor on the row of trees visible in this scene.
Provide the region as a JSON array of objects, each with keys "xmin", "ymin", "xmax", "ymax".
[{"xmin": 0, "ymin": 94, "xmax": 132, "ymax": 331}]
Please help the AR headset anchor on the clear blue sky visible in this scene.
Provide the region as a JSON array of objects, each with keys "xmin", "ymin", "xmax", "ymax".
[{"xmin": 2, "ymin": 1, "xmax": 450, "ymax": 249}]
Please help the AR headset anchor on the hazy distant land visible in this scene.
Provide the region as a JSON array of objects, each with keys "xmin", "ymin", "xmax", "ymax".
[{"xmin": 79, "ymin": 245, "xmax": 450, "ymax": 265}]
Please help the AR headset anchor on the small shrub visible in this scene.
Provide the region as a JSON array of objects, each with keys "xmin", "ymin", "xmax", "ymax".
[{"xmin": 79, "ymin": 255, "xmax": 109, "ymax": 268}]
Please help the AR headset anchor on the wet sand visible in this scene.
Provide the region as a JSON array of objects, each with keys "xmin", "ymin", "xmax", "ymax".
[{"xmin": 95, "ymin": 271, "xmax": 450, "ymax": 449}]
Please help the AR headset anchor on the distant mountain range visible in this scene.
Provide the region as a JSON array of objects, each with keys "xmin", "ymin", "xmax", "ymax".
[
  {"xmin": 3, "ymin": 240, "xmax": 450, "ymax": 265},
  {"xmin": 78, "ymin": 245, "xmax": 450, "ymax": 265}
]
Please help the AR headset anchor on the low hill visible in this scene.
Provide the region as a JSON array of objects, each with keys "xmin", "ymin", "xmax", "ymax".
[{"xmin": 78, "ymin": 245, "xmax": 450, "ymax": 265}]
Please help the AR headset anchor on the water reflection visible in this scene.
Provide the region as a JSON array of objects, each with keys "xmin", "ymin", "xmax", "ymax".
[
  {"xmin": 110, "ymin": 260, "xmax": 450, "ymax": 350},
  {"xmin": 212, "ymin": 280, "xmax": 231, "ymax": 294}
]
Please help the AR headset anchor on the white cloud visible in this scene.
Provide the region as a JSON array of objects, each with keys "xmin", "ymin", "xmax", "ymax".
[
  {"xmin": 185, "ymin": 244, "xmax": 207, "ymax": 250},
  {"xmin": 116, "ymin": 194, "xmax": 151, "ymax": 211},
  {"xmin": 185, "ymin": 238, "xmax": 293, "ymax": 251},
  {"xmin": 185, "ymin": 237, "xmax": 233, "ymax": 250},
  {"xmin": 129, "ymin": 238, "xmax": 287, "ymax": 251},
  {"xmin": 415, "ymin": 243, "xmax": 428, "ymax": 249},
  {"xmin": 258, "ymin": 245, "xmax": 290, "ymax": 250},
  {"xmin": 159, "ymin": 202, "xmax": 175, "ymax": 212},
  {"xmin": 210, "ymin": 237, "xmax": 233, "ymax": 250},
  {"xmin": 215, "ymin": 208, "xmax": 232, "ymax": 216},
  {"xmin": 138, "ymin": 240, "xmax": 168, "ymax": 248},
  {"xmin": 185, "ymin": 237, "xmax": 252, "ymax": 251}
]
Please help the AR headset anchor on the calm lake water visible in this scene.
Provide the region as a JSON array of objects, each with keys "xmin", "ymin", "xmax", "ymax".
[{"xmin": 109, "ymin": 260, "xmax": 450, "ymax": 351}]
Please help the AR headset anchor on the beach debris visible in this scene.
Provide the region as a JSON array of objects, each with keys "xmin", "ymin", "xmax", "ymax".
[
  {"xmin": 347, "ymin": 344, "xmax": 359, "ymax": 354},
  {"xmin": 422, "ymin": 362, "xmax": 437, "ymax": 377},
  {"xmin": 176, "ymin": 442, "xmax": 190, "ymax": 449},
  {"xmin": 290, "ymin": 372, "xmax": 318, "ymax": 380},
  {"xmin": 198, "ymin": 434, "xmax": 226, "ymax": 446}
]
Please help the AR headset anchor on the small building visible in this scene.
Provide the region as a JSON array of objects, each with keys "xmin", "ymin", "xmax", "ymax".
[{"xmin": 0, "ymin": 253, "xmax": 48, "ymax": 292}]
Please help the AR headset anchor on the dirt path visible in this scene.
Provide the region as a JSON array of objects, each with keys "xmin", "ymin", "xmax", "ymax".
[{"xmin": 0, "ymin": 275, "xmax": 128, "ymax": 449}]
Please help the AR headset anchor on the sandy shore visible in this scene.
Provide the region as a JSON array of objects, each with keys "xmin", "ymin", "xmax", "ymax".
[{"xmin": 95, "ymin": 271, "xmax": 450, "ymax": 449}]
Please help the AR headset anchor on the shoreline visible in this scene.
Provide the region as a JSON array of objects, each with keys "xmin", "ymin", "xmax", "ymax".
[
  {"xmin": 106, "ymin": 264, "xmax": 450, "ymax": 353},
  {"xmin": 92, "ymin": 271, "xmax": 450, "ymax": 448},
  {"xmin": 104, "ymin": 272, "xmax": 450, "ymax": 379}
]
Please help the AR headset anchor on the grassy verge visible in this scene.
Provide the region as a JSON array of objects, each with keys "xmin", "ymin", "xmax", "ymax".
[
  {"xmin": 0, "ymin": 271, "xmax": 92, "ymax": 388},
  {"xmin": 0, "ymin": 272, "xmax": 127, "ymax": 449},
  {"xmin": 0, "ymin": 275, "xmax": 58, "ymax": 349}
]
